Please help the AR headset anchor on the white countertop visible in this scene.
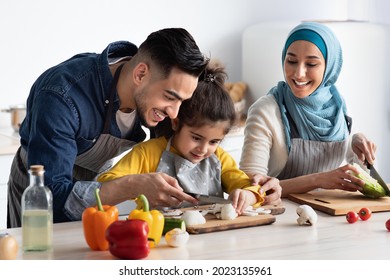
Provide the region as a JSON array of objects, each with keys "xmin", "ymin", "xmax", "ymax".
[{"xmin": 2, "ymin": 199, "xmax": 390, "ymax": 260}]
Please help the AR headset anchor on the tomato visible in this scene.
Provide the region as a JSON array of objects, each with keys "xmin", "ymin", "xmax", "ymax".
[
  {"xmin": 346, "ymin": 211, "xmax": 359, "ymax": 223},
  {"xmin": 386, "ymin": 219, "xmax": 390, "ymax": 231},
  {"xmin": 358, "ymin": 207, "xmax": 372, "ymax": 221}
]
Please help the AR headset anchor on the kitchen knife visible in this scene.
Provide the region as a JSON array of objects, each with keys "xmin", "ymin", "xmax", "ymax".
[
  {"xmin": 365, "ymin": 160, "xmax": 390, "ymax": 196},
  {"xmin": 185, "ymin": 192, "xmax": 231, "ymax": 204}
]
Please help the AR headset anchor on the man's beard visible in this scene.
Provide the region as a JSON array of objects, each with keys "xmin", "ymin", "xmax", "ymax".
[
  {"xmin": 134, "ymin": 93, "xmax": 154, "ymax": 128},
  {"xmin": 135, "ymin": 109, "xmax": 149, "ymax": 128}
]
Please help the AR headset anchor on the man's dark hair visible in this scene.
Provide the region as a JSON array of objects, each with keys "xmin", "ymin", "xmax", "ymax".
[{"xmin": 138, "ymin": 28, "xmax": 209, "ymax": 77}]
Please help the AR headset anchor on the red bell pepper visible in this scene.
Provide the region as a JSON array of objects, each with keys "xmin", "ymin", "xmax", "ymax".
[{"xmin": 105, "ymin": 219, "xmax": 150, "ymax": 260}]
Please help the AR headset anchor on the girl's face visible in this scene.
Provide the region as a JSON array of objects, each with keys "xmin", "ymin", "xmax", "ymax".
[
  {"xmin": 171, "ymin": 121, "xmax": 229, "ymax": 164},
  {"xmin": 283, "ymin": 40, "xmax": 326, "ymax": 98}
]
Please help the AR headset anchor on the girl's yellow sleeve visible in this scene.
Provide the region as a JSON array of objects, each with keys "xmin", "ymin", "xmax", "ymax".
[
  {"xmin": 216, "ymin": 146, "xmax": 264, "ymax": 205},
  {"xmin": 97, "ymin": 137, "xmax": 166, "ymax": 182}
]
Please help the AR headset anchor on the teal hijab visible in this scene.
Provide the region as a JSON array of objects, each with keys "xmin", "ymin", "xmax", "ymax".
[{"xmin": 269, "ymin": 22, "xmax": 348, "ymax": 150}]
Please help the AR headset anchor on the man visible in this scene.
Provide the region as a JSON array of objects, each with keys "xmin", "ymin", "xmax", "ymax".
[{"xmin": 8, "ymin": 28, "xmax": 208, "ymax": 227}]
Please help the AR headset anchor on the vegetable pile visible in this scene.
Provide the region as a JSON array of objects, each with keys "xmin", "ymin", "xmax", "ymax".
[
  {"xmin": 346, "ymin": 207, "xmax": 372, "ymax": 223},
  {"xmin": 81, "ymin": 193, "xmax": 166, "ymax": 260}
]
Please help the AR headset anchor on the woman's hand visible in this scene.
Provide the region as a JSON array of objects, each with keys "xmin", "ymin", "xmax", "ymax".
[
  {"xmin": 352, "ymin": 133, "xmax": 376, "ymax": 165},
  {"xmin": 316, "ymin": 164, "xmax": 365, "ymax": 192},
  {"xmin": 251, "ymin": 174, "xmax": 282, "ymax": 206}
]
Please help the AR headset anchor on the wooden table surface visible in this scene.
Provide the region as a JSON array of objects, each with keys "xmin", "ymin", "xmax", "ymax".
[{"xmin": 2, "ymin": 199, "xmax": 390, "ymax": 260}]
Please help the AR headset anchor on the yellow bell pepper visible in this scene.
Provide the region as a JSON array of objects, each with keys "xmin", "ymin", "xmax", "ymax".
[{"xmin": 128, "ymin": 194, "xmax": 164, "ymax": 248}]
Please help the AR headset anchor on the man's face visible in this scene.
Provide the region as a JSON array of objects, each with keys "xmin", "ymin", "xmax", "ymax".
[{"xmin": 134, "ymin": 67, "xmax": 198, "ymax": 128}]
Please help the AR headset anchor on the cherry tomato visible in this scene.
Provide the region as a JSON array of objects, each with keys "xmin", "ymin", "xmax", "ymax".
[
  {"xmin": 346, "ymin": 211, "xmax": 359, "ymax": 223},
  {"xmin": 358, "ymin": 207, "xmax": 372, "ymax": 221},
  {"xmin": 386, "ymin": 219, "xmax": 390, "ymax": 231}
]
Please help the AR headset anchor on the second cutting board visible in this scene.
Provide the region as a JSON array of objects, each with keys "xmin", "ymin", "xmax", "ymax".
[{"xmin": 289, "ymin": 189, "xmax": 390, "ymax": 215}]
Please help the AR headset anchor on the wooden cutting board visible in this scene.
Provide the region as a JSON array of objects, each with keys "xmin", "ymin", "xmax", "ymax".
[
  {"xmin": 184, "ymin": 204, "xmax": 285, "ymax": 234},
  {"xmin": 288, "ymin": 190, "xmax": 390, "ymax": 216}
]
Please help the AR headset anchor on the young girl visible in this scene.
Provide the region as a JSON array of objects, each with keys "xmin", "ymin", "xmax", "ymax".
[{"xmin": 98, "ymin": 61, "xmax": 268, "ymax": 214}]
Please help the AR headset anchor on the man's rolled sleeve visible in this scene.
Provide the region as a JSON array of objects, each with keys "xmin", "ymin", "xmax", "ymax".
[{"xmin": 64, "ymin": 181, "xmax": 102, "ymax": 220}]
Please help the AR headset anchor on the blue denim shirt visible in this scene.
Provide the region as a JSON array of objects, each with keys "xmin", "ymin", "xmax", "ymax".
[{"xmin": 19, "ymin": 41, "xmax": 142, "ymax": 222}]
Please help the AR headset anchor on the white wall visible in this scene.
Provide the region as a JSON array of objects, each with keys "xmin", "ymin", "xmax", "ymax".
[
  {"xmin": 0, "ymin": 0, "xmax": 349, "ymax": 114},
  {"xmin": 0, "ymin": 0, "xmax": 389, "ymax": 180}
]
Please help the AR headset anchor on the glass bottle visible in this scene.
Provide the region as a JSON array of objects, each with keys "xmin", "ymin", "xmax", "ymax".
[{"xmin": 21, "ymin": 165, "xmax": 53, "ymax": 251}]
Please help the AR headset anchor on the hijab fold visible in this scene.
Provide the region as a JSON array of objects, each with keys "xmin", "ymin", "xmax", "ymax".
[{"xmin": 269, "ymin": 22, "xmax": 348, "ymax": 150}]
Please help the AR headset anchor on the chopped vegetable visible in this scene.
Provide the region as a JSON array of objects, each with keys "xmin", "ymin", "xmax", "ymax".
[
  {"xmin": 165, "ymin": 228, "xmax": 189, "ymax": 247},
  {"xmin": 296, "ymin": 205, "xmax": 317, "ymax": 226},
  {"xmin": 106, "ymin": 219, "xmax": 150, "ymax": 259},
  {"xmin": 243, "ymin": 206, "xmax": 272, "ymax": 216},
  {"xmin": 181, "ymin": 210, "xmax": 206, "ymax": 226},
  {"xmin": 0, "ymin": 233, "xmax": 19, "ymax": 260},
  {"xmin": 163, "ymin": 218, "xmax": 186, "ymax": 235},
  {"xmin": 82, "ymin": 188, "xmax": 119, "ymax": 251},
  {"xmin": 128, "ymin": 194, "xmax": 164, "ymax": 248},
  {"xmin": 221, "ymin": 204, "xmax": 238, "ymax": 220},
  {"xmin": 351, "ymin": 163, "xmax": 387, "ymax": 198}
]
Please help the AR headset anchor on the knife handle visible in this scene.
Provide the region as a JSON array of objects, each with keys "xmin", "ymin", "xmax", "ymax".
[{"xmin": 364, "ymin": 159, "xmax": 371, "ymax": 169}]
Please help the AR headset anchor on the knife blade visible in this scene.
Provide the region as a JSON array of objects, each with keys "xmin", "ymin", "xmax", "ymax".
[
  {"xmin": 365, "ymin": 160, "xmax": 390, "ymax": 196},
  {"xmin": 184, "ymin": 192, "xmax": 231, "ymax": 204}
]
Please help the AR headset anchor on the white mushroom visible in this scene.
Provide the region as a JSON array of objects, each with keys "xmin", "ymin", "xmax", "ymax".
[
  {"xmin": 296, "ymin": 204, "xmax": 318, "ymax": 226},
  {"xmin": 181, "ymin": 210, "xmax": 206, "ymax": 226},
  {"xmin": 220, "ymin": 204, "xmax": 238, "ymax": 220},
  {"xmin": 242, "ymin": 205, "xmax": 272, "ymax": 216}
]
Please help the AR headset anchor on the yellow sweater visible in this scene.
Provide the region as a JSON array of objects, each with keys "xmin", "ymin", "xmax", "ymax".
[{"xmin": 98, "ymin": 137, "xmax": 263, "ymax": 203}]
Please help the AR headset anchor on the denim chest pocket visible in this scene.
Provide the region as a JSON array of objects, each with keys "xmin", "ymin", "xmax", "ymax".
[{"xmin": 76, "ymin": 136, "xmax": 99, "ymax": 155}]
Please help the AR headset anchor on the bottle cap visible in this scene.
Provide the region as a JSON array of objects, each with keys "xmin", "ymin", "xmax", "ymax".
[{"xmin": 30, "ymin": 165, "xmax": 44, "ymax": 174}]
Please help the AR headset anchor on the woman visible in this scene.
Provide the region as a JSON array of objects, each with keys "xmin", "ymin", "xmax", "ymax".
[{"xmin": 240, "ymin": 22, "xmax": 376, "ymax": 197}]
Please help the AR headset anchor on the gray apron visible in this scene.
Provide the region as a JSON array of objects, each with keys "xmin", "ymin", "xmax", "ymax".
[
  {"xmin": 7, "ymin": 64, "xmax": 140, "ymax": 227},
  {"xmin": 277, "ymin": 111, "xmax": 351, "ymax": 180},
  {"xmin": 156, "ymin": 138, "xmax": 222, "ymax": 208}
]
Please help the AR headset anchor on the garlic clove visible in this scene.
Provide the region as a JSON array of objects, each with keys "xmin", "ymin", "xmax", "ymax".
[{"xmin": 165, "ymin": 228, "xmax": 190, "ymax": 247}]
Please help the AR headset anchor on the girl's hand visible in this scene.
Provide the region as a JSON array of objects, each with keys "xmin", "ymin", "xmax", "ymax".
[{"xmin": 228, "ymin": 189, "xmax": 257, "ymax": 215}]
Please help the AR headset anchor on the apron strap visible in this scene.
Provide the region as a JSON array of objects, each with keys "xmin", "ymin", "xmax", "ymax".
[{"xmin": 103, "ymin": 63, "xmax": 124, "ymax": 134}]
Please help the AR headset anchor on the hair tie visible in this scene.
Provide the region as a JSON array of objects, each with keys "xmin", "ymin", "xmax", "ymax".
[{"xmin": 204, "ymin": 73, "xmax": 215, "ymax": 82}]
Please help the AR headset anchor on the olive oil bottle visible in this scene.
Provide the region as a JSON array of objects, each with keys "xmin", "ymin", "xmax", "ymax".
[{"xmin": 21, "ymin": 165, "xmax": 53, "ymax": 251}]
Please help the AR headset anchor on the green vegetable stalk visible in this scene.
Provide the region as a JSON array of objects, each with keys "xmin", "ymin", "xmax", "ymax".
[{"xmin": 352, "ymin": 163, "xmax": 387, "ymax": 198}]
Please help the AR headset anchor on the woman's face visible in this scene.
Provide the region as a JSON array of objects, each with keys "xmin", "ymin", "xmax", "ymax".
[{"xmin": 283, "ymin": 40, "xmax": 326, "ymax": 98}]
